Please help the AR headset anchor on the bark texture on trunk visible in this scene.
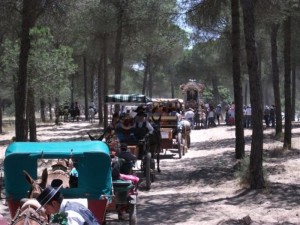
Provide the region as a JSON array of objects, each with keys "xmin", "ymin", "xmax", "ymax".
[
  {"xmin": 114, "ymin": 4, "xmax": 124, "ymax": 95},
  {"xmin": 142, "ymin": 55, "xmax": 150, "ymax": 95},
  {"xmin": 241, "ymin": 0, "xmax": 265, "ymax": 189},
  {"xmin": 283, "ymin": 16, "xmax": 292, "ymax": 149},
  {"xmin": 0, "ymin": 98, "xmax": 3, "ymax": 134},
  {"xmin": 28, "ymin": 87, "xmax": 36, "ymax": 142},
  {"xmin": 15, "ymin": 0, "xmax": 43, "ymax": 141},
  {"xmin": 83, "ymin": 56, "xmax": 88, "ymax": 121},
  {"xmin": 291, "ymin": 62, "xmax": 296, "ymax": 121},
  {"xmin": 103, "ymin": 34, "xmax": 109, "ymax": 129},
  {"xmin": 40, "ymin": 98, "xmax": 46, "ymax": 122},
  {"xmin": 231, "ymin": 0, "xmax": 245, "ymax": 159},
  {"xmin": 15, "ymin": 0, "xmax": 32, "ymax": 141},
  {"xmin": 98, "ymin": 55, "xmax": 104, "ymax": 125},
  {"xmin": 270, "ymin": 23, "xmax": 282, "ymax": 135}
]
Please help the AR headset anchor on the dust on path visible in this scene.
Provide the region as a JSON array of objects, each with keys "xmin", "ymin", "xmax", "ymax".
[{"xmin": 1, "ymin": 122, "xmax": 300, "ymax": 224}]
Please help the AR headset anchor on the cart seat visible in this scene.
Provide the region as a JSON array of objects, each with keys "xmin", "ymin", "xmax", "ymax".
[
  {"xmin": 112, "ymin": 180, "xmax": 133, "ymax": 189},
  {"xmin": 113, "ymin": 180, "xmax": 134, "ymax": 203}
]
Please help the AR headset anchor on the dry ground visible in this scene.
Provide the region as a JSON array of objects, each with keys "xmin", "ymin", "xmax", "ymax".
[{"xmin": 1, "ymin": 120, "xmax": 300, "ymax": 225}]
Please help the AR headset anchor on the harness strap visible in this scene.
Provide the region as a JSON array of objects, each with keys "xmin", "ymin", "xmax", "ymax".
[{"xmin": 11, "ymin": 207, "xmax": 47, "ymax": 225}]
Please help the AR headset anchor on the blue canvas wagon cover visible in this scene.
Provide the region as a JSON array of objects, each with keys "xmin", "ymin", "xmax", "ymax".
[
  {"xmin": 105, "ymin": 94, "xmax": 152, "ymax": 104},
  {"xmin": 4, "ymin": 141, "xmax": 112, "ymax": 200}
]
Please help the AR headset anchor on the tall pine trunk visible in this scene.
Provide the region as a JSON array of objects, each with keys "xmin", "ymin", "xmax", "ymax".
[
  {"xmin": 142, "ymin": 55, "xmax": 150, "ymax": 95},
  {"xmin": 148, "ymin": 60, "xmax": 153, "ymax": 97},
  {"xmin": 0, "ymin": 98, "xmax": 3, "ymax": 134},
  {"xmin": 98, "ymin": 55, "xmax": 104, "ymax": 125},
  {"xmin": 15, "ymin": 0, "xmax": 32, "ymax": 141},
  {"xmin": 241, "ymin": 0, "xmax": 265, "ymax": 189},
  {"xmin": 291, "ymin": 62, "xmax": 296, "ymax": 121},
  {"xmin": 114, "ymin": 4, "xmax": 124, "ymax": 95},
  {"xmin": 103, "ymin": 34, "xmax": 109, "ymax": 129},
  {"xmin": 211, "ymin": 76, "xmax": 220, "ymax": 105},
  {"xmin": 283, "ymin": 16, "xmax": 292, "ymax": 149},
  {"xmin": 27, "ymin": 87, "xmax": 36, "ymax": 142},
  {"xmin": 270, "ymin": 23, "xmax": 282, "ymax": 135},
  {"xmin": 40, "ymin": 98, "xmax": 46, "ymax": 122},
  {"xmin": 231, "ymin": 0, "xmax": 245, "ymax": 159},
  {"xmin": 48, "ymin": 102, "xmax": 53, "ymax": 121},
  {"xmin": 83, "ymin": 56, "xmax": 88, "ymax": 121}
]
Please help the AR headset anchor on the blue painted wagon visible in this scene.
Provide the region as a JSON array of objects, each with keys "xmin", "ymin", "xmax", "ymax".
[{"xmin": 4, "ymin": 141, "xmax": 137, "ymax": 224}]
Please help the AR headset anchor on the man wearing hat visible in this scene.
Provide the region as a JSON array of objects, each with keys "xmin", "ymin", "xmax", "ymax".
[
  {"xmin": 184, "ymin": 108, "xmax": 195, "ymax": 129},
  {"xmin": 133, "ymin": 111, "xmax": 154, "ymax": 140},
  {"xmin": 37, "ymin": 185, "xmax": 100, "ymax": 225}
]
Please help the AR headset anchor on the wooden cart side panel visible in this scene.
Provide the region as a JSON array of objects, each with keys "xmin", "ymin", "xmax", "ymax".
[{"xmin": 88, "ymin": 199, "xmax": 108, "ymax": 224}]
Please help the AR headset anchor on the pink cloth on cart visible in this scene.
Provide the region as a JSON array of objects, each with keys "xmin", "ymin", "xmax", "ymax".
[
  {"xmin": 119, "ymin": 174, "xmax": 139, "ymax": 185},
  {"xmin": 0, "ymin": 215, "xmax": 8, "ymax": 225}
]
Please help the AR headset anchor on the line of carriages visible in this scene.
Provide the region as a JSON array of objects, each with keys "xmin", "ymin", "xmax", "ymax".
[{"xmin": 2, "ymin": 94, "xmax": 191, "ymax": 225}]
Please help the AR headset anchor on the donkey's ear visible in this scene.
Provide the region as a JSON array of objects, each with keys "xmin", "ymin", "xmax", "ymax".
[
  {"xmin": 40, "ymin": 168, "xmax": 48, "ymax": 189},
  {"xmin": 23, "ymin": 170, "xmax": 34, "ymax": 185}
]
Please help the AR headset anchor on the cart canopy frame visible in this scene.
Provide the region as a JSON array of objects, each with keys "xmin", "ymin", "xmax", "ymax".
[{"xmin": 4, "ymin": 141, "xmax": 112, "ymax": 200}]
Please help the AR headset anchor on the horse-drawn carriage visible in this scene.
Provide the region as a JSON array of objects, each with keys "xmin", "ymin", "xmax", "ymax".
[
  {"xmin": 4, "ymin": 141, "xmax": 138, "ymax": 224},
  {"xmin": 104, "ymin": 94, "xmax": 159, "ymax": 190},
  {"xmin": 180, "ymin": 79, "xmax": 205, "ymax": 111},
  {"xmin": 151, "ymin": 98, "xmax": 190, "ymax": 159}
]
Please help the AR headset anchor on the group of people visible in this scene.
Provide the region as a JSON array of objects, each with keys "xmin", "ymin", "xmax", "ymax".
[
  {"xmin": 112, "ymin": 107, "xmax": 154, "ymax": 143},
  {"xmin": 243, "ymin": 104, "xmax": 275, "ymax": 128},
  {"xmin": 192, "ymin": 103, "xmax": 223, "ymax": 129},
  {"xmin": 263, "ymin": 105, "xmax": 275, "ymax": 128},
  {"xmin": 223, "ymin": 103, "xmax": 276, "ymax": 129}
]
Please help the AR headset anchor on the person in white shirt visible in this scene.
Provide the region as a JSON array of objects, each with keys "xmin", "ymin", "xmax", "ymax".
[
  {"xmin": 37, "ymin": 186, "xmax": 100, "ymax": 225},
  {"xmin": 184, "ymin": 108, "xmax": 195, "ymax": 129},
  {"xmin": 245, "ymin": 105, "xmax": 252, "ymax": 128}
]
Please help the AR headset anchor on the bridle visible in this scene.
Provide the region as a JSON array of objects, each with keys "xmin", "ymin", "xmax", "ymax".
[{"xmin": 11, "ymin": 204, "xmax": 48, "ymax": 225}]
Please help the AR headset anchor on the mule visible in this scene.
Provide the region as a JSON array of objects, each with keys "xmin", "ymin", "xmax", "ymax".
[
  {"xmin": 16, "ymin": 171, "xmax": 48, "ymax": 225},
  {"xmin": 69, "ymin": 106, "xmax": 80, "ymax": 122},
  {"xmin": 24, "ymin": 160, "xmax": 70, "ymax": 195},
  {"xmin": 23, "ymin": 169, "xmax": 47, "ymax": 198},
  {"xmin": 10, "ymin": 199, "xmax": 48, "ymax": 225},
  {"xmin": 55, "ymin": 105, "xmax": 69, "ymax": 123},
  {"xmin": 149, "ymin": 116, "xmax": 162, "ymax": 173}
]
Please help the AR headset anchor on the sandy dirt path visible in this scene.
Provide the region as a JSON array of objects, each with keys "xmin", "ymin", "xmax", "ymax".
[{"xmin": 1, "ymin": 121, "xmax": 300, "ymax": 225}]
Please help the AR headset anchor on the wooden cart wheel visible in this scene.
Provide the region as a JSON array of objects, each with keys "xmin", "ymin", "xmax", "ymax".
[
  {"xmin": 177, "ymin": 132, "xmax": 182, "ymax": 159},
  {"xmin": 145, "ymin": 152, "xmax": 151, "ymax": 190},
  {"xmin": 129, "ymin": 203, "xmax": 137, "ymax": 225}
]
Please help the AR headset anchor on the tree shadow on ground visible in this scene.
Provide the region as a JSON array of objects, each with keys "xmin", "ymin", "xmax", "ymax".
[{"xmin": 138, "ymin": 181, "xmax": 300, "ymax": 225}]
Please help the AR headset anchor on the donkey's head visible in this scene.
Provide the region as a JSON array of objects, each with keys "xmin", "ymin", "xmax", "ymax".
[{"xmin": 23, "ymin": 168, "xmax": 48, "ymax": 198}]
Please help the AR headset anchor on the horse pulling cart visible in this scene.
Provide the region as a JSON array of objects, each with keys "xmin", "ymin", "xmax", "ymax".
[
  {"xmin": 151, "ymin": 98, "xmax": 190, "ymax": 159},
  {"xmin": 4, "ymin": 141, "xmax": 138, "ymax": 224},
  {"xmin": 105, "ymin": 94, "xmax": 157, "ymax": 190}
]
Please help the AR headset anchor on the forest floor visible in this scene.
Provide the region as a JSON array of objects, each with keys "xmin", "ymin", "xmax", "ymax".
[{"xmin": 1, "ymin": 119, "xmax": 300, "ymax": 225}]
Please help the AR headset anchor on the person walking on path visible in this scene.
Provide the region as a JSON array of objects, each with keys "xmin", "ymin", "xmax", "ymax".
[
  {"xmin": 215, "ymin": 104, "xmax": 222, "ymax": 125},
  {"xmin": 245, "ymin": 105, "xmax": 252, "ymax": 128},
  {"xmin": 264, "ymin": 105, "xmax": 270, "ymax": 127},
  {"xmin": 269, "ymin": 105, "xmax": 275, "ymax": 128},
  {"xmin": 207, "ymin": 105, "xmax": 216, "ymax": 128},
  {"xmin": 184, "ymin": 108, "xmax": 195, "ymax": 129}
]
